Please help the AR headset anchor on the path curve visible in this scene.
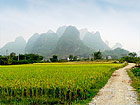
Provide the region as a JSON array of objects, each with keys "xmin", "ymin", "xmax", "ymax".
[{"xmin": 89, "ymin": 63, "xmax": 139, "ymax": 105}]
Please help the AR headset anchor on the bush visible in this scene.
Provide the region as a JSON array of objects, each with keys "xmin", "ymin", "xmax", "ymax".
[{"xmin": 50, "ymin": 55, "xmax": 58, "ymax": 62}]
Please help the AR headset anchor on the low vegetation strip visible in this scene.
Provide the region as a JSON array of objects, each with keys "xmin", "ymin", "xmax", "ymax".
[
  {"xmin": 0, "ymin": 63, "xmax": 124, "ymax": 104},
  {"xmin": 128, "ymin": 67, "xmax": 140, "ymax": 101}
]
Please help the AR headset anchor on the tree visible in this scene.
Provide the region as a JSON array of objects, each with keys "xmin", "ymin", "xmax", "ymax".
[
  {"xmin": 50, "ymin": 55, "xmax": 58, "ymax": 62},
  {"xmin": 0, "ymin": 56, "xmax": 9, "ymax": 65},
  {"xmin": 128, "ymin": 52, "xmax": 137, "ymax": 57},
  {"xmin": 73, "ymin": 56, "xmax": 78, "ymax": 61},
  {"xmin": 94, "ymin": 51, "xmax": 102, "ymax": 60},
  {"xmin": 69, "ymin": 55, "xmax": 73, "ymax": 61},
  {"xmin": 10, "ymin": 52, "xmax": 16, "ymax": 57}
]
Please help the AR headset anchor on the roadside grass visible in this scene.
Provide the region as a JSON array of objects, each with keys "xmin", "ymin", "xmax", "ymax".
[{"xmin": 128, "ymin": 67, "xmax": 140, "ymax": 101}]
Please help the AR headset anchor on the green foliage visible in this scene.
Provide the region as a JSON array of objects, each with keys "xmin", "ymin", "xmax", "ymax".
[
  {"xmin": 128, "ymin": 68, "xmax": 140, "ymax": 101},
  {"xmin": 0, "ymin": 56, "xmax": 8, "ymax": 65},
  {"xmin": 10, "ymin": 52, "xmax": 16, "ymax": 57},
  {"xmin": 128, "ymin": 52, "xmax": 137, "ymax": 57},
  {"xmin": 58, "ymin": 59, "xmax": 68, "ymax": 62},
  {"xmin": 102, "ymin": 48, "xmax": 129, "ymax": 59},
  {"xmin": 50, "ymin": 55, "xmax": 58, "ymax": 62},
  {"xmin": 73, "ymin": 56, "xmax": 78, "ymax": 61},
  {"xmin": 94, "ymin": 51, "xmax": 102, "ymax": 60},
  {"xmin": 118, "ymin": 56, "xmax": 140, "ymax": 63},
  {"xmin": 69, "ymin": 55, "xmax": 73, "ymax": 61},
  {"xmin": 132, "ymin": 68, "xmax": 140, "ymax": 79},
  {"xmin": 12, "ymin": 60, "xmax": 29, "ymax": 64},
  {"xmin": 0, "ymin": 63, "xmax": 124, "ymax": 104},
  {"xmin": 0, "ymin": 54, "xmax": 43, "ymax": 65}
]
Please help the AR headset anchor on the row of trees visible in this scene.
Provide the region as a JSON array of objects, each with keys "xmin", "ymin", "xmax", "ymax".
[
  {"xmin": 119, "ymin": 52, "xmax": 140, "ymax": 64},
  {"xmin": 49, "ymin": 51, "xmax": 102, "ymax": 62},
  {"xmin": 0, "ymin": 53, "xmax": 43, "ymax": 65},
  {"xmin": 1, "ymin": 51, "xmax": 138, "ymax": 64}
]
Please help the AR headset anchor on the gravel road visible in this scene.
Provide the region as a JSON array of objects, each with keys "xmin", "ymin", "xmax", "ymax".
[{"xmin": 89, "ymin": 63, "xmax": 139, "ymax": 105}]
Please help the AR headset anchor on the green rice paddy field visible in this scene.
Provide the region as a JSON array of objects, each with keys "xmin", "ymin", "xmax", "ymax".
[{"xmin": 0, "ymin": 62, "xmax": 124, "ymax": 104}]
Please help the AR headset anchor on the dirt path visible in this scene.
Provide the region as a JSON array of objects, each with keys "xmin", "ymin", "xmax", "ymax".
[{"xmin": 89, "ymin": 63, "xmax": 139, "ymax": 105}]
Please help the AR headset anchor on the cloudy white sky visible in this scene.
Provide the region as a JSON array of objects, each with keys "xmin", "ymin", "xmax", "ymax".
[{"xmin": 0, "ymin": 0, "xmax": 140, "ymax": 53}]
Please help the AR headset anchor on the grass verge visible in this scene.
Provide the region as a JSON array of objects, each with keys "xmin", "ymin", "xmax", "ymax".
[{"xmin": 127, "ymin": 67, "xmax": 140, "ymax": 101}]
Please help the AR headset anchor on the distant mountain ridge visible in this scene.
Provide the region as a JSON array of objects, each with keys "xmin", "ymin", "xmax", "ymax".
[
  {"xmin": 79, "ymin": 28, "xmax": 88, "ymax": 40},
  {"xmin": 32, "ymin": 32, "xmax": 58, "ymax": 57},
  {"xmin": 52, "ymin": 26, "xmax": 92, "ymax": 58},
  {"xmin": 0, "ymin": 36, "xmax": 26, "ymax": 55},
  {"xmin": 112, "ymin": 42, "xmax": 122, "ymax": 50},
  {"xmin": 25, "ymin": 33, "xmax": 40, "ymax": 54},
  {"xmin": 83, "ymin": 32, "xmax": 110, "ymax": 51},
  {"xmin": 56, "ymin": 25, "xmax": 67, "ymax": 38},
  {"xmin": 0, "ymin": 25, "xmax": 129, "ymax": 59}
]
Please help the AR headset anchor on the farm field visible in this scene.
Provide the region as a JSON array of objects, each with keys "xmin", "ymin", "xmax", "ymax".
[{"xmin": 0, "ymin": 62, "xmax": 124, "ymax": 104}]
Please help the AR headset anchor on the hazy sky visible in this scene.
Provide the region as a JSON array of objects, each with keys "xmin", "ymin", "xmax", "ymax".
[{"xmin": 0, "ymin": 0, "xmax": 140, "ymax": 52}]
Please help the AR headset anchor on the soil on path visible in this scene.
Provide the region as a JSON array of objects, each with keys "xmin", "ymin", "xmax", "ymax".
[{"xmin": 89, "ymin": 63, "xmax": 139, "ymax": 105}]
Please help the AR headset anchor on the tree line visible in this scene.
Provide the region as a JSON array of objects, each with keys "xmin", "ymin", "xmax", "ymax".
[
  {"xmin": 119, "ymin": 52, "xmax": 140, "ymax": 64},
  {"xmin": 0, "ymin": 53, "xmax": 43, "ymax": 65},
  {"xmin": 0, "ymin": 51, "xmax": 103, "ymax": 65},
  {"xmin": 0, "ymin": 51, "xmax": 139, "ymax": 65}
]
